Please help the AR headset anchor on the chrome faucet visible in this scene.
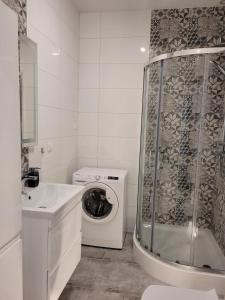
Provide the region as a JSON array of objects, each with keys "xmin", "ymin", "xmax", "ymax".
[{"xmin": 21, "ymin": 167, "xmax": 40, "ymax": 197}]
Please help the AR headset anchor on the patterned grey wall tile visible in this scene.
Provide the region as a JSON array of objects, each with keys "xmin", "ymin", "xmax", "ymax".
[{"xmin": 150, "ymin": 7, "xmax": 225, "ymax": 57}]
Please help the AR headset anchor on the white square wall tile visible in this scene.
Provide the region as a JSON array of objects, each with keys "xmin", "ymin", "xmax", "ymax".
[
  {"xmin": 99, "ymin": 89, "xmax": 142, "ymax": 114},
  {"xmin": 60, "ymin": 137, "xmax": 77, "ymax": 165},
  {"xmin": 38, "ymin": 106, "xmax": 60, "ymax": 139},
  {"xmin": 100, "ymin": 64, "xmax": 144, "ymax": 89},
  {"xmin": 59, "ymin": 110, "xmax": 77, "ymax": 137},
  {"xmin": 39, "ymin": 139, "xmax": 61, "ymax": 172},
  {"xmin": 127, "ymin": 205, "xmax": 137, "ymax": 220},
  {"xmin": 60, "ymin": 52, "xmax": 77, "ymax": 86},
  {"xmin": 47, "ymin": 0, "xmax": 79, "ymax": 37},
  {"xmin": 127, "ymin": 205, "xmax": 137, "ymax": 232},
  {"xmin": 38, "ymin": 70, "xmax": 61, "ymax": 108},
  {"xmin": 100, "ymin": 37, "xmax": 149, "ymax": 64},
  {"xmin": 101, "ymin": 11, "xmax": 150, "ymax": 38},
  {"xmin": 78, "ymin": 136, "xmax": 98, "ymax": 158},
  {"xmin": 41, "ymin": 166, "xmax": 68, "ymax": 184},
  {"xmin": 98, "ymin": 137, "xmax": 116, "ymax": 160},
  {"xmin": 28, "ymin": 25, "xmax": 60, "ymax": 78},
  {"xmin": 79, "ymin": 89, "xmax": 99, "ymax": 113},
  {"xmin": 80, "ymin": 39, "xmax": 100, "ymax": 63},
  {"xmin": 80, "ymin": 13, "xmax": 100, "ymax": 38},
  {"xmin": 78, "ymin": 113, "xmax": 98, "ymax": 136},
  {"xmin": 79, "ymin": 64, "xmax": 99, "ymax": 89},
  {"xmin": 98, "ymin": 137, "xmax": 140, "ymax": 161},
  {"xmin": 60, "ymin": 83, "xmax": 78, "ymax": 111},
  {"xmin": 60, "ymin": 23, "xmax": 78, "ymax": 59},
  {"xmin": 117, "ymin": 138, "xmax": 140, "ymax": 162},
  {"xmin": 77, "ymin": 158, "xmax": 98, "ymax": 169},
  {"xmin": 99, "ymin": 114, "xmax": 141, "ymax": 138},
  {"xmin": 127, "ymin": 184, "xmax": 138, "ymax": 206},
  {"xmin": 27, "ymin": 0, "xmax": 52, "ymax": 38}
]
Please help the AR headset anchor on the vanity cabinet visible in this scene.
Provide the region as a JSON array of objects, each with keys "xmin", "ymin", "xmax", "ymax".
[{"xmin": 23, "ymin": 197, "xmax": 82, "ymax": 300}]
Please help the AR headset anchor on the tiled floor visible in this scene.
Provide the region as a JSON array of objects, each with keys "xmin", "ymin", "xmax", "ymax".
[{"xmin": 59, "ymin": 233, "xmax": 163, "ymax": 300}]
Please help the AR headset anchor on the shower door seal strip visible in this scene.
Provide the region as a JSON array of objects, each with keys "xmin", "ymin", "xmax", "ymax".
[
  {"xmin": 190, "ymin": 55, "xmax": 210, "ymax": 266},
  {"xmin": 136, "ymin": 65, "xmax": 150, "ymax": 240},
  {"xmin": 145, "ymin": 47, "xmax": 225, "ymax": 67},
  {"xmin": 150, "ymin": 60, "xmax": 164, "ymax": 252}
]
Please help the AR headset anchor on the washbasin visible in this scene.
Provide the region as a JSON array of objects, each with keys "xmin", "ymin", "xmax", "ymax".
[{"xmin": 22, "ymin": 182, "xmax": 84, "ymax": 216}]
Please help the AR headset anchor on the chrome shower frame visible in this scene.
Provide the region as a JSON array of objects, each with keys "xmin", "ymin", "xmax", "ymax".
[{"xmin": 136, "ymin": 46, "xmax": 225, "ymax": 277}]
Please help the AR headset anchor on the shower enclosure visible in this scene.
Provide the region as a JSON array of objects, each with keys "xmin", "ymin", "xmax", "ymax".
[{"xmin": 135, "ymin": 47, "xmax": 225, "ymax": 293}]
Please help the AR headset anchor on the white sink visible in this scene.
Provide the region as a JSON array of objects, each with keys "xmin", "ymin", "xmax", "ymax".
[{"xmin": 22, "ymin": 182, "xmax": 84, "ymax": 217}]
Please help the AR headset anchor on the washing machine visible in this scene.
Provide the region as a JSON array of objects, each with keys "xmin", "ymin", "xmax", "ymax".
[{"xmin": 73, "ymin": 168, "xmax": 127, "ymax": 249}]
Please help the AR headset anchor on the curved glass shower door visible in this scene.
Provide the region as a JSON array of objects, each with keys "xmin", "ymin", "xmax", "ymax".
[
  {"xmin": 137, "ymin": 48, "xmax": 225, "ymax": 272},
  {"xmin": 137, "ymin": 60, "xmax": 162, "ymax": 251},
  {"xmin": 152, "ymin": 54, "xmax": 206, "ymax": 267}
]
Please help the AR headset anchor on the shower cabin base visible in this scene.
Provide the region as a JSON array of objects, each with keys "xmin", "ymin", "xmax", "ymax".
[
  {"xmin": 140, "ymin": 223, "xmax": 225, "ymax": 271},
  {"xmin": 133, "ymin": 229, "xmax": 225, "ymax": 297}
]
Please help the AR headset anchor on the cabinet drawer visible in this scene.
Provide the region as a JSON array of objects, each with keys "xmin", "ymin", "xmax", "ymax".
[
  {"xmin": 48, "ymin": 235, "xmax": 81, "ymax": 300},
  {"xmin": 0, "ymin": 239, "xmax": 23, "ymax": 300},
  {"xmin": 48, "ymin": 202, "xmax": 81, "ymax": 271}
]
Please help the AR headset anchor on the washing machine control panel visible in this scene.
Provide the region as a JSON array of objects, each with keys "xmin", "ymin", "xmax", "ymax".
[
  {"xmin": 107, "ymin": 176, "xmax": 119, "ymax": 180},
  {"xmin": 73, "ymin": 172, "xmax": 120, "ymax": 183},
  {"xmin": 93, "ymin": 175, "xmax": 119, "ymax": 181}
]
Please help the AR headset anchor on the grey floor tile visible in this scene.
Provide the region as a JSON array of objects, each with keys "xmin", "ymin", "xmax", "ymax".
[
  {"xmin": 124, "ymin": 233, "xmax": 133, "ymax": 248},
  {"xmin": 59, "ymin": 287, "xmax": 89, "ymax": 300},
  {"xmin": 92, "ymin": 260, "xmax": 161, "ymax": 297},
  {"xmin": 102, "ymin": 248, "xmax": 134, "ymax": 263},
  {"xmin": 123, "ymin": 296, "xmax": 140, "ymax": 300},
  {"xmin": 81, "ymin": 245, "xmax": 106, "ymax": 259},
  {"xmin": 59, "ymin": 233, "xmax": 164, "ymax": 300},
  {"xmin": 60, "ymin": 287, "xmax": 124, "ymax": 300},
  {"xmin": 102, "ymin": 234, "xmax": 134, "ymax": 263},
  {"xmin": 69, "ymin": 257, "xmax": 99, "ymax": 288},
  {"xmin": 87, "ymin": 290, "xmax": 123, "ymax": 300}
]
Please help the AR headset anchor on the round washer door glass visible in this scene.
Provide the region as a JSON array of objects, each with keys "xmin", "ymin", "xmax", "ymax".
[{"xmin": 83, "ymin": 188, "xmax": 113, "ymax": 219}]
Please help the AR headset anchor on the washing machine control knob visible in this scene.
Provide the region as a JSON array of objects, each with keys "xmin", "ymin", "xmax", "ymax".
[{"xmin": 95, "ymin": 175, "xmax": 101, "ymax": 181}]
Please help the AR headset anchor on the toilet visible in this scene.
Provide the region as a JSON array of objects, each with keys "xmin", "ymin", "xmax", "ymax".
[{"xmin": 142, "ymin": 286, "xmax": 219, "ymax": 300}]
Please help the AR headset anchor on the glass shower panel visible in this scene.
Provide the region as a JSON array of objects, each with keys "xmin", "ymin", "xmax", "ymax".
[
  {"xmin": 152, "ymin": 54, "xmax": 206, "ymax": 266},
  {"xmin": 136, "ymin": 61, "xmax": 162, "ymax": 251},
  {"xmin": 192, "ymin": 52, "xmax": 225, "ymax": 271}
]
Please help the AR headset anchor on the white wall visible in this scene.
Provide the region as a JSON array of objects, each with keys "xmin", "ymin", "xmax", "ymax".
[
  {"xmin": 27, "ymin": 0, "xmax": 79, "ymax": 183},
  {"xmin": 78, "ymin": 11, "xmax": 150, "ymax": 231}
]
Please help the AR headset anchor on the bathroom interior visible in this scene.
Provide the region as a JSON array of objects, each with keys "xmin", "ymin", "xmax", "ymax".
[{"xmin": 1, "ymin": 0, "xmax": 225, "ymax": 299}]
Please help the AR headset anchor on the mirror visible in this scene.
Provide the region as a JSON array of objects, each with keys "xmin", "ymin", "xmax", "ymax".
[{"xmin": 19, "ymin": 36, "xmax": 38, "ymax": 145}]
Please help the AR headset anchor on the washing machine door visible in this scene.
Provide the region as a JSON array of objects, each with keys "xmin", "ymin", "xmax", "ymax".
[{"xmin": 82, "ymin": 182, "xmax": 118, "ymax": 224}]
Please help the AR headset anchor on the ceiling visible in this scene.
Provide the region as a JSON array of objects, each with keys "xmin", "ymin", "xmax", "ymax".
[{"xmin": 73, "ymin": 0, "xmax": 221, "ymax": 12}]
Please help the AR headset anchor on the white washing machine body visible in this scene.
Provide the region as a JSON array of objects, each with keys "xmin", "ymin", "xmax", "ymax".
[{"xmin": 73, "ymin": 168, "xmax": 127, "ymax": 249}]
